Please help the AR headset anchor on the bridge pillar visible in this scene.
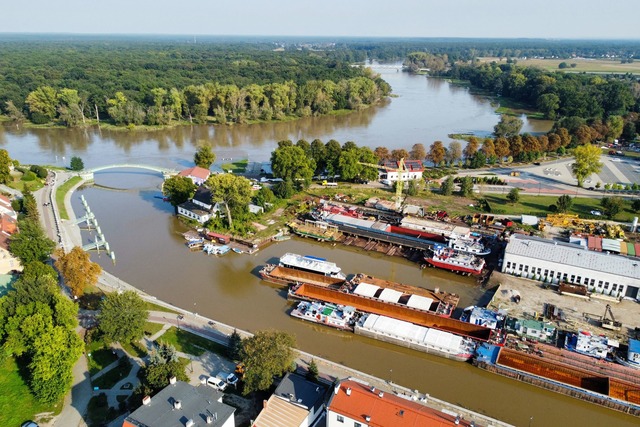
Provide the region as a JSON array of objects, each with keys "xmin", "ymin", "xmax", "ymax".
[{"xmin": 80, "ymin": 171, "xmax": 94, "ymax": 181}]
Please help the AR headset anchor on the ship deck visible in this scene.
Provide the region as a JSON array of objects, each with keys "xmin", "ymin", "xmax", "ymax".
[
  {"xmin": 263, "ymin": 265, "xmax": 345, "ymax": 287},
  {"xmin": 292, "ymin": 283, "xmax": 491, "ymax": 340}
]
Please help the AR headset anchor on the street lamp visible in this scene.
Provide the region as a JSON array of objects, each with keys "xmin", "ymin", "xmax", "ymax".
[{"xmin": 177, "ymin": 314, "xmax": 183, "ymax": 330}]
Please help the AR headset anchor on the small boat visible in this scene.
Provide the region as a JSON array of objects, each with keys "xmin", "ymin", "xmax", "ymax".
[
  {"xmin": 424, "ymin": 245, "xmax": 485, "ymax": 276},
  {"xmin": 290, "ymin": 301, "xmax": 357, "ymax": 331},
  {"xmin": 232, "ymin": 247, "xmax": 243, "ymax": 254},
  {"xmin": 279, "ymin": 253, "xmax": 346, "ymax": 280},
  {"xmin": 203, "ymin": 243, "xmax": 231, "ymax": 255}
]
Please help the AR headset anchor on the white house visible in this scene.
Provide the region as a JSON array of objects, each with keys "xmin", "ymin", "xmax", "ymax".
[
  {"xmin": 379, "ymin": 160, "xmax": 424, "ymax": 183},
  {"xmin": 177, "ymin": 201, "xmax": 212, "ymax": 224}
]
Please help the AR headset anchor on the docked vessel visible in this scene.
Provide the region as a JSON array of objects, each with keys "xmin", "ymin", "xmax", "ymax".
[
  {"xmin": 203, "ymin": 243, "xmax": 230, "ymax": 255},
  {"xmin": 448, "ymin": 233, "xmax": 490, "ymax": 255},
  {"xmin": 288, "ymin": 219, "xmax": 341, "ymax": 242},
  {"xmin": 614, "ymin": 339, "xmax": 640, "ymax": 369},
  {"xmin": 290, "ymin": 301, "xmax": 357, "ymax": 331},
  {"xmin": 344, "ymin": 273, "xmax": 459, "ymax": 317},
  {"xmin": 564, "ymin": 330, "xmax": 619, "ymax": 360},
  {"xmin": 278, "ymin": 253, "xmax": 346, "ymax": 280},
  {"xmin": 424, "ymin": 245, "xmax": 485, "ymax": 276},
  {"xmin": 355, "ymin": 313, "xmax": 476, "ymax": 361}
]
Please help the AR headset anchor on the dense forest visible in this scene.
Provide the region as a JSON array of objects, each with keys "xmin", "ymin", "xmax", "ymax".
[{"xmin": 0, "ymin": 39, "xmax": 390, "ymax": 127}]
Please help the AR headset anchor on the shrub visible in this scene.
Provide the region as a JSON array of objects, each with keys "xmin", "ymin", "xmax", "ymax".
[{"xmin": 21, "ymin": 170, "xmax": 37, "ymax": 181}]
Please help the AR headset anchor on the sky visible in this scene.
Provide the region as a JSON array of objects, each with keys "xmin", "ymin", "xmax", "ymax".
[{"xmin": 3, "ymin": 0, "xmax": 639, "ymax": 39}]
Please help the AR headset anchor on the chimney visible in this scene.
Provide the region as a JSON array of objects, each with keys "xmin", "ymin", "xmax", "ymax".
[
  {"xmin": 365, "ymin": 415, "xmax": 371, "ymax": 422},
  {"xmin": 346, "ymin": 387, "xmax": 352, "ymax": 396},
  {"xmin": 334, "ymin": 384, "xmax": 340, "ymax": 395},
  {"xmin": 185, "ymin": 419, "xmax": 195, "ymax": 427},
  {"xmin": 142, "ymin": 396, "xmax": 151, "ymax": 406},
  {"xmin": 263, "ymin": 399, "xmax": 268, "ymax": 409},
  {"xmin": 206, "ymin": 415, "xmax": 214, "ymax": 424},
  {"xmin": 173, "ymin": 400, "xmax": 182, "ymax": 410},
  {"xmin": 370, "ymin": 386, "xmax": 375, "ymax": 393},
  {"xmin": 378, "ymin": 391, "xmax": 384, "ymax": 398},
  {"xmin": 169, "ymin": 376, "xmax": 177, "ymax": 385}
]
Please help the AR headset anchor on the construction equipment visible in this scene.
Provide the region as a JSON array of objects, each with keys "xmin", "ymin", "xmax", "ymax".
[
  {"xmin": 601, "ymin": 304, "xmax": 622, "ymax": 331},
  {"xmin": 234, "ymin": 363, "xmax": 246, "ymax": 380},
  {"xmin": 358, "ymin": 158, "xmax": 407, "ymax": 210}
]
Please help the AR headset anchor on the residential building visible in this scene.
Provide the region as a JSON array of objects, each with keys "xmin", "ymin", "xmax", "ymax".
[
  {"xmin": 178, "ymin": 201, "xmax": 213, "ymax": 224},
  {"xmin": 502, "ymin": 234, "xmax": 640, "ymax": 300},
  {"xmin": 178, "ymin": 166, "xmax": 211, "ymax": 186},
  {"xmin": 192, "ymin": 186, "xmax": 214, "ymax": 211},
  {"xmin": 0, "ymin": 195, "xmax": 17, "ymax": 219},
  {"xmin": 252, "ymin": 373, "xmax": 327, "ymax": 427},
  {"xmin": 123, "ymin": 380, "xmax": 234, "ymax": 427},
  {"xmin": 379, "ymin": 160, "xmax": 424, "ymax": 183},
  {"xmin": 327, "ymin": 379, "xmax": 475, "ymax": 427}
]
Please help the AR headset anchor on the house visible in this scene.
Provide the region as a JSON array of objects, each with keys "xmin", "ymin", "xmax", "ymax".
[
  {"xmin": 327, "ymin": 378, "xmax": 475, "ymax": 427},
  {"xmin": 178, "ymin": 166, "xmax": 211, "ymax": 186},
  {"xmin": 193, "ymin": 186, "xmax": 214, "ymax": 211},
  {"xmin": 123, "ymin": 379, "xmax": 235, "ymax": 427},
  {"xmin": 248, "ymin": 204, "xmax": 264, "ymax": 215},
  {"xmin": 379, "ymin": 160, "xmax": 424, "ymax": 183},
  {"xmin": 0, "ymin": 195, "xmax": 17, "ymax": 219},
  {"xmin": 504, "ymin": 317, "xmax": 556, "ymax": 344},
  {"xmin": 178, "ymin": 201, "xmax": 213, "ymax": 224},
  {"xmin": 252, "ymin": 373, "xmax": 327, "ymax": 427}
]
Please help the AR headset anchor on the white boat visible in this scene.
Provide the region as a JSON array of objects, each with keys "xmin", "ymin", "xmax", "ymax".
[
  {"xmin": 203, "ymin": 243, "xmax": 231, "ymax": 255},
  {"xmin": 448, "ymin": 233, "xmax": 490, "ymax": 255},
  {"xmin": 290, "ymin": 301, "xmax": 356, "ymax": 331},
  {"xmin": 279, "ymin": 253, "xmax": 346, "ymax": 280},
  {"xmin": 614, "ymin": 338, "xmax": 640, "ymax": 369}
]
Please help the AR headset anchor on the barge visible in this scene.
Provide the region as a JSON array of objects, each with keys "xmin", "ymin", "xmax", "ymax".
[
  {"xmin": 289, "ymin": 282, "xmax": 492, "ymax": 341},
  {"xmin": 355, "ymin": 313, "xmax": 476, "ymax": 361},
  {"xmin": 344, "ymin": 273, "xmax": 459, "ymax": 317},
  {"xmin": 288, "ymin": 219, "xmax": 341, "ymax": 242},
  {"xmin": 259, "ymin": 264, "xmax": 345, "ymax": 287}
]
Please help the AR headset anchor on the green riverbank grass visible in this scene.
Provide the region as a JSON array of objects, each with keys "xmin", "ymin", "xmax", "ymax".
[
  {"xmin": 55, "ymin": 176, "xmax": 82, "ymax": 220},
  {"xmin": 159, "ymin": 327, "xmax": 226, "ymax": 356}
]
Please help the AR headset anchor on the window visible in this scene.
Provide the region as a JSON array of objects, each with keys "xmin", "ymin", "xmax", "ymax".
[
  {"xmin": 506, "ymin": 261, "xmax": 511, "ymax": 269},
  {"xmin": 524, "ymin": 266, "xmax": 529, "ymax": 273},
  {"xmin": 604, "ymin": 282, "xmax": 609, "ymax": 289},
  {"xmin": 583, "ymin": 277, "xmax": 589, "ymax": 285},
  {"xmin": 557, "ymin": 272, "xmax": 561, "ymax": 279},
  {"xmin": 544, "ymin": 269, "xmax": 548, "ymax": 276},
  {"xmin": 570, "ymin": 275, "xmax": 575, "ymax": 283},
  {"xmin": 563, "ymin": 273, "xmax": 568, "ymax": 281},
  {"xmin": 590, "ymin": 279, "xmax": 595, "ymax": 286},
  {"xmin": 355, "ymin": 423, "xmax": 362, "ymax": 427},
  {"xmin": 576, "ymin": 276, "xmax": 581, "ymax": 284},
  {"xmin": 537, "ymin": 268, "xmax": 542, "ymax": 275},
  {"xmin": 612, "ymin": 284, "xmax": 618, "ymax": 291},
  {"xmin": 518, "ymin": 264, "xmax": 523, "ymax": 271},
  {"xmin": 598, "ymin": 281, "xmax": 603, "ymax": 288},
  {"xmin": 337, "ymin": 415, "xmax": 344, "ymax": 423}
]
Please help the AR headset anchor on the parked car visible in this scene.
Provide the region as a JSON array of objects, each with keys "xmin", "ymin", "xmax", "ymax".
[
  {"xmin": 590, "ymin": 210, "xmax": 602, "ymax": 216},
  {"xmin": 206, "ymin": 376, "xmax": 227, "ymax": 391},
  {"xmin": 21, "ymin": 422, "xmax": 39, "ymax": 427},
  {"xmin": 218, "ymin": 371, "xmax": 239, "ymax": 386}
]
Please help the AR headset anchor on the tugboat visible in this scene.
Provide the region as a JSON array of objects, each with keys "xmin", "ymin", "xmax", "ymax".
[{"xmin": 424, "ymin": 244, "xmax": 485, "ymax": 276}]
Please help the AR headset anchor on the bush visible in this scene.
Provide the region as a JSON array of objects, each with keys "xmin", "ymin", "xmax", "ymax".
[
  {"xmin": 30, "ymin": 165, "xmax": 48, "ymax": 179},
  {"xmin": 21, "ymin": 170, "xmax": 37, "ymax": 181}
]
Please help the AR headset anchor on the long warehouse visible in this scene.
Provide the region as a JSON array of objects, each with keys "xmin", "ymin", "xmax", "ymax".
[{"xmin": 502, "ymin": 234, "xmax": 640, "ymax": 300}]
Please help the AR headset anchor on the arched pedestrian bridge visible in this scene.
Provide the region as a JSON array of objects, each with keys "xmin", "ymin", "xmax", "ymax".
[{"xmin": 79, "ymin": 163, "xmax": 178, "ymax": 181}]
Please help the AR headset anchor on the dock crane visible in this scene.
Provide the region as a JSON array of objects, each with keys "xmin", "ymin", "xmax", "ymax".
[
  {"xmin": 358, "ymin": 158, "xmax": 407, "ymax": 210},
  {"xmin": 601, "ymin": 304, "xmax": 622, "ymax": 331}
]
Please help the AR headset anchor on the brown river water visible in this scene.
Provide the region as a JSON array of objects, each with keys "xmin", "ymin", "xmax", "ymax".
[{"xmin": 3, "ymin": 66, "xmax": 635, "ymax": 426}]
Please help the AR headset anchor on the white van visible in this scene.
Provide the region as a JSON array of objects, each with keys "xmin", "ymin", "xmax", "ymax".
[{"xmin": 206, "ymin": 375, "xmax": 227, "ymax": 391}]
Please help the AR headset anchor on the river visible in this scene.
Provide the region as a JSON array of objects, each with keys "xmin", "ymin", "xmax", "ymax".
[{"xmin": 5, "ymin": 68, "xmax": 636, "ymax": 426}]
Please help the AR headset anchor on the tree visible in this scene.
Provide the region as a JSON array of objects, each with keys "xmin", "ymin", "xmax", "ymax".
[
  {"xmin": 205, "ymin": 173, "xmax": 252, "ymax": 229},
  {"xmin": 149, "ymin": 341, "xmax": 179, "ymax": 365},
  {"xmin": 9, "ymin": 218, "xmax": 56, "ymax": 264},
  {"xmin": 507, "ymin": 188, "xmax": 520, "ymax": 204},
  {"xmin": 272, "ymin": 179, "xmax": 295, "ymax": 199},
  {"xmin": 459, "ymin": 176, "xmax": 474, "ymax": 197},
  {"xmin": 227, "ymin": 329, "xmax": 243, "ymax": 360},
  {"xmin": 409, "ymin": 143, "xmax": 426, "ymax": 160},
  {"xmin": 463, "ymin": 137, "xmax": 480, "ymax": 159},
  {"xmin": 306, "ymin": 359, "xmax": 319, "ymax": 383},
  {"xmin": 428, "ymin": 141, "xmax": 446, "ymax": 166},
  {"xmin": 70, "ymin": 156, "xmax": 84, "ymax": 171},
  {"xmin": 21, "ymin": 186, "xmax": 39, "ymax": 222},
  {"xmin": 537, "ymin": 93, "xmax": 560, "ymax": 119},
  {"xmin": 54, "ymin": 246, "xmax": 102, "ymax": 297},
  {"xmin": 445, "ymin": 141, "xmax": 462, "ymax": 165},
  {"xmin": 270, "ymin": 145, "xmax": 315, "ymax": 186},
  {"xmin": 5, "ymin": 101, "xmax": 25, "ymax": 122},
  {"xmin": 253, "ymin": 186, "xmax": 276, "ymax": 210},
  {"xmin": 97, "ymin": 290, "xmax": 147, "ymax": 344},
  {"xmin": 374, "ymin": 146, "xmax": 390, "ymax": 161},
  {"xmin": 0, "ymin": 149, "xmax": 12, "ymax": 185},
  {"xmin": 25, "ymin": 86, "xmax": 58, "ymax": 123},
  {"xmin": 163, "ymin": 175, "xmax": 197, "ymax": 207},
  {"xmin": 494, "ymin": 116, "xmax": 523, "ymax": 138},
  {"xmin": 572, "ymin": 144, "xmax": 603, "ymax": 187},
  {"xmin": 631, "ymin": 199, "xmax": 640, "ymax": 213},
  {"xmin": 141, "ymin": 360, "xmax": 188, "ymax": 391},
  {"xmin": 406, "ymin": 179, "xmax": 420, "ymax": 196},
  {"xmin": 390, "ymin": 149, "xmax": 409, "ymax": 161},
  {"xmin": 194, "ymin": 145, "xmax": 216, "ymax": 169},
  {"xmin": 440, "ymin": 176, "xmax": 454, "ymax": 196},
  {"xmin": 556, "ymin": 195, "xmax": 573, "ymax": 213},
  {"xmin": 240, "ymin": 330, "xmax": 296, "ymax": 395},
  {"xmin": 601, "ymin": 197, "xmax": 624, "ymax": 219}
]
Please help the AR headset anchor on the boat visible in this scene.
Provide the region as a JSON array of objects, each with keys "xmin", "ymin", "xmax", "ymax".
[
  {"xmin": 288, "ymin": 219, "xmax": 341, "ymax": 242},
  {"xmin": 203, "ymin": 243, "xmax": 231, "ymax": 255},
  {"xmin": 259, "ymin": 264, "xmax": 345, "ymax": 287},
  {"xmin": 187, "ymin": 239, "xmax": 204, "ymax": 250},
  {"xmin": 448, "ymin": 233, "xmax": 490, "ymax": 255},
  {"xmin": 290, "ymin": 301, "xmax": 357, "ymax": 331},
  {"xmin": 344, "ymin": 273, "xmax": 459, "ymax": 318},
  {"xmin": 424, "ymin": 245, "xmax": 485, "ymax": 276},
  {"xmin": 232, "ymin": 247, "xmax": 243, "ymax": 254},
  {"xmin": 278, "ymin": 253, "xmax": 346, "ymax": 280},
  {"xmin": 564, "ymin": 330, "xmax": 619, "ymax": 360},
  {"xmin": 355, "ymin": 313, "xmax": 476, "ymax": 361}
]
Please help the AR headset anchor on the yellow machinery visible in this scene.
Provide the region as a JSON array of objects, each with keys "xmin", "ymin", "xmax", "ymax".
[{"xmin": 358, "ymin": 158, "xmax": 407, "ymax": 210}]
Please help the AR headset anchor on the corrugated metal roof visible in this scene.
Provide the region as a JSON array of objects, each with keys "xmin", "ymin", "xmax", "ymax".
[
  {"xmin": 506, "ymin": 235, "xmax": 640, "ymax": 279},
  {"xmin": 354, "ymin": 282, "xmax": 379, "ymax": 298},
  {"xmin": 406, "ymin": 295, "xmax": 433, "ymax": 311}
]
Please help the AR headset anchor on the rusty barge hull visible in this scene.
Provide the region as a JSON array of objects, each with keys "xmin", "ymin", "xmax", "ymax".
[
  {"xmin": 480, "ymin": 347, "xmax": 640, "ymax": 414},
  {"xmin": 259, "ymin": 266, "xmax": 345, "ymax": 288},
  {"xmin": 291, "ymin": 283, "xmax": 491, "ymax": 341}
]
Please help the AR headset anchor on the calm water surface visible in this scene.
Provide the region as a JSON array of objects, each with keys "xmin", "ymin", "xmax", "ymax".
[{"xmin": 6, "ymin": 67, "xmax": 633, "ymax": 426}]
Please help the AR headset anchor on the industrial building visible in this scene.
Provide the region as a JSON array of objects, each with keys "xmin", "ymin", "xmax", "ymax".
[{"xmin": 502, "ymin": 234, "xmax": 640, "ymax": 300}]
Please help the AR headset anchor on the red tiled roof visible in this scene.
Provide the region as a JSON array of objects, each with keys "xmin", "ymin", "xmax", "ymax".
[
  {"xmin": 328, "ymin": 380, "xmax": 473, "ymax": 427},
  {"xmin": 381, "ymin": 160, "xmax": 424, "ymax": 172},
  {"xmin": 178, "ymin": 166, "xmax": 211, "ymax": 180},
  {"xmin": 0, "ymin": 194, "xmax": 11, "ymax": 208}
]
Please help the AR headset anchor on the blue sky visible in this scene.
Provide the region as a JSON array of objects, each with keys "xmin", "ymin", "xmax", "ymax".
[{"xmin": 4, "ymin": 0, "xmax": 639, "ymax": 39}]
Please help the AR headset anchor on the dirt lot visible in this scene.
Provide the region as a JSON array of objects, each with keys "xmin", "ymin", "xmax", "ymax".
[{"xmin": 486, "ymin": 272, "xmax": 640, "ymax": 343}]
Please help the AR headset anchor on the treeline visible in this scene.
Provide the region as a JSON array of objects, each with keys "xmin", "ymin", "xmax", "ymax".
[
  {"xmin": 445, "ymin": 62, "xmax": 639, "ymax": 120},
  {"xmin": 0, "ymin": 40, "xmax": 390, "ymax": 126}
]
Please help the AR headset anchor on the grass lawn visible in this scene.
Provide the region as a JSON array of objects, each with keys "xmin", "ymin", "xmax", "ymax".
[
  {"xmin": 477, "ymin": 57, "xmax": 640, "ymax": 74},
  {"xmin": 86, "ymin": 337, "xmax": 118, "ymax": 376},
  {"xmin": 55, "ymin": 176, "xmax": 82, "ymax": 220},
  {"xmin": 0, "ymin": 357, "xmax": 60, "ymax": 426},
  {"xmin": 481, "ymin": 194, "xmax": 636, "ymax": 222},
  {"xmin": 92, "ymin": 359, "xmax": 133, "ymax": 390},
  {"xmin": 144, "ymin": 321, "xmax": 165, "ymax": 337},
  {"xmin": 159, "ymin": 327, "xmax": 227, "ymax": 357},
  {"xmin": 142, "ymin": 300, "xmax": 179, "ymax": 314},
  {"xmin": 220, "ymin": 159, "xmax": 248, "ymax": 173},
  {"xmin": 120, "ymin": 340, "xmax": 148, "ymax": 358}
]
